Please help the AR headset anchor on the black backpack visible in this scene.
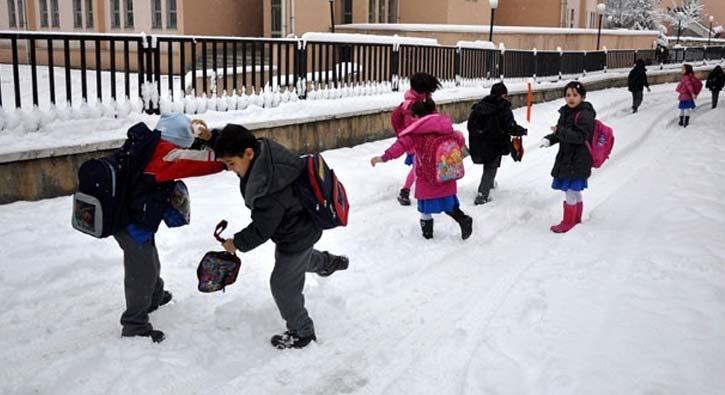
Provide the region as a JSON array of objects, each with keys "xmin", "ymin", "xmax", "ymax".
[
  {"xmin": 295, "ymin": 154, "xmax": 349, "ymax": 230},
  {"xmin": 72, "ymin": 123, "xmax": 160, "ymax": 238}
]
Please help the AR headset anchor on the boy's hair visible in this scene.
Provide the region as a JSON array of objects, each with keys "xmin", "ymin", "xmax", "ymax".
[
  {"xmin": 410, "ymin": 73, "xmax": 442, "ymax": 95},
  {"xmin": 564, "ymin": 81, "xmax": 587, "ymax": 98},
  {"xmin": 213, "ymin": 124, "xmax": 258, "ymax": 158},
  {"xmin": 683, "ymin": 63, "xmax": 694, "ymax": 75},
  {"xmin": 490, "ymin": 82, "xmax": 508, "ymax": 97},
  {"xmin": 411, "ymin": 97, "xmax": 437, "ymax": 117}
]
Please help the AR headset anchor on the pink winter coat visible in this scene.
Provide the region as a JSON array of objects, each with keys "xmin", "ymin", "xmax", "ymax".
[
  {"xmin": 676, "ymin": 75, "xmax": 699, "ymax": 101},
  {"xmin": 390, "ymin": 89, "xmax": 431, "ymax": 135},
  {"xmin": 381, "ymin": 113, "xmax": 465, "ymax": 200}
]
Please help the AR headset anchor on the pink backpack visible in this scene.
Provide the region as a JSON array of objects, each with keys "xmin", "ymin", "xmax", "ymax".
[
  {"xmin": 575, "ymin": 113, "xmax": 614, "ymax": 168},
  {"xmin": 417, "ymin": 133, "xmax": 465, "ymax": 184},
  {"xmin": 692, "ymin": 77, "xmax": 703, "ymax": 96}
]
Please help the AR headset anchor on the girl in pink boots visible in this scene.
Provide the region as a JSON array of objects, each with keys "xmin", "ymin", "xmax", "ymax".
[
  {"xmin": 540, "ymin": 81, "xmax": 596, "ymax": 233},
  {"xmin": 390, "ymin": 73, "xmax": 442, "ymax": 206},
  {"xmin": 372, "ymin": 96, "xmax": 473, "ymax": 240}
]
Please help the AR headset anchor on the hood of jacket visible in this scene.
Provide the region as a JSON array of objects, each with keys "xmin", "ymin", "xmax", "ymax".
[
  {"xmin": 399, "ymin": 113, "xmax": 454, "ymax": 137},
  {"xmin": 243, "ymin": 138, "xmax": 304, "ymax": 208}
]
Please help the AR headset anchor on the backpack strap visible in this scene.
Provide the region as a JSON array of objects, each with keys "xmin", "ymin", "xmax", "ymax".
[{"xmin": 573, "ymin": 111, "xmax": 594, "ymax": 155}]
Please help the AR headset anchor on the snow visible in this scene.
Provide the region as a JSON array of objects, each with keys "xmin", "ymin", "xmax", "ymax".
[
  {"xmin": 302, "ymin": 32, "xmax": 438, "ymax": 47},
  {"xmin": 457, "ymin": 40, "xmax": 496, "ymax": 50},
  {"xmin": 666, "ymin": 36, "xmax": 725, "ymax": 43},
  {"xmin": 2, "ymin": 82, "xmax": 725, "ymax": 394},
  {"xmin": 339, "ymin": 23, "xmax": 660, "ymax": 36}
]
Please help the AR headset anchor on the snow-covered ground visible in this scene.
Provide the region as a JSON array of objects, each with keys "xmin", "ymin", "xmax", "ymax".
[{"xmin": 1, "ymin": 83, "xmax": 725, "ymax": 395}]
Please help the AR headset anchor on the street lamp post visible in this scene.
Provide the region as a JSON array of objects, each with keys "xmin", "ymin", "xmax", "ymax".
[
  {"xmin": 488, "ymin": 0, "xmax": 499, "ymax": 42},
  {"xmin": 708, "ymin": 15, "xmax": 715, "ymax": 46},
  {"xmin": 596, "ymin": 3, "xmax": 606, "ymax": 51},
  {"xmin": 329, "ymin": 0, "xmax": 335, "ymax": 33},
  {"xmin": 676, "ymin": 12, "xmax": 683, "ymax": 45}
]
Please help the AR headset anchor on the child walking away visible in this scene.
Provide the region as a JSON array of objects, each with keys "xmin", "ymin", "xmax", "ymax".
[
  {"xmin": 627, "ymin": 59, "xmax": 651, "ymax": 113},
  {"xmin": 676, "ymin": 64, "xmax": 702, "ymax": 127},
  {"xmin": 118, "ymin": 113, "xmax": 225, "ymax": 342},
  {"xmin": 372, "ymin": 97, "xmax": 473, "ymax": 240},
  {"xmin": 390, "ymin": 73, "xmax": 442, "ymax": 206},
  {"xmin": 540, "ymin": 82, "xmax": 595, "ymax": 234},
  {"xmin": 467, "ymin": 82, "xmax": 527, "ymax": 205},
  {"xmin": 706, "ymin": 65, "xmax": 724, "ymax": 109},
  {"xmin": 214, "ymin": 125, "xmax": 349, "ymax": 350}
]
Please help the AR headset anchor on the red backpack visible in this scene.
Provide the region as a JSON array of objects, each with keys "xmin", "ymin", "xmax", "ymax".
[
  {"xmin": 692, "ymin": 77, "xmax": 703, "ymax": 96},
  {"xmin": 295, "ymin": 154, "xmax": 350, "ymax": 229},
  {"xmin": 575, "ymin": 112, "xmax": 614, "ymax": 168}
]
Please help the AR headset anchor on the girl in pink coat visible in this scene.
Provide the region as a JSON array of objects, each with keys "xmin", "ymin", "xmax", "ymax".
[
  {"xmin": 390, "ymin": 73, "xmax": 442, "ymax": 206},
  {"xmin": 676, "ymin": 64, "xmax": 701, "ymax": 128},
  {"xmin": 372, "ymin": 97, "xmax": 473, "ymax": 240}
]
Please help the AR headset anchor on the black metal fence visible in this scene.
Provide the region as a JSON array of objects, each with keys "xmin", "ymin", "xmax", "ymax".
[{"xmin": 1, "ymin": 31, "xmax": 723, "ymax": 114}]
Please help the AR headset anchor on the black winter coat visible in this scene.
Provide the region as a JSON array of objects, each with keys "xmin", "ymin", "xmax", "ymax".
[
  {"xmin": 628, "ymin": 62, "xmax": 649, "ymax": 92},
  {"xmin": 545, "ymin": 102, "xmax": 596, "ymax": 180},
  {"xmin": 706, "ymin": 67, "xmax": 725, "ymax": 92},
  {"xmin": 467, "ymin": 95, "xmax": 527, "ymax": 164},
  {"xmin": 233, "ymin": 138, "xmax": 322, "ymax": 253}
]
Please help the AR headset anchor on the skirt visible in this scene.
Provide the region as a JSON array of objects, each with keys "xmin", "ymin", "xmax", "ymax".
[
  {"xmin": 678, "ymin": 100, "xmax": 696, "ymax": 109},
  {"xmin": 417, "ymin": 195, "xmax": 459, "ymax": 214},
  {"xmin": 551, "ymin": 178, "xmax": 588, "ymax": 192}
]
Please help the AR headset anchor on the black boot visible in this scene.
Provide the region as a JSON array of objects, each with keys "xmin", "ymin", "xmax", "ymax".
[
  {"xmin": 474, "ymin": 193, "xmax": 491, "ymax": 206},
  {"xmin": 316, "ymin": 252, "xmax": 349, "ymax": 277},
  {"xmin": 446, "ymin": 208, "xmax": 473, "ymax": 240},
  {"xmin": 397, "ymin": 188, "xmax": 411, "ymax": 206},
  {"xmin": 632, "ymin": 106, "xmax": 638, "ymax": 113},
  {"xmin": 271, "ymin": 331, "xmax": 317, "ymax": 349},
  {"xmin": 122, "ymin": 329, "xmax": 166, "ymax": 343},
  {"xmin": 684, "ymin": 116, "xmax": 690, "ymax": 128},
  {"xmin": 420, "ymin": 219, "xmax": 434, "ymax": 239},
  {"xmin": 147, "ymin": 291, "xmax": 173, "ymax": 314},
  {"xmin": 679, "ymin": 116, "xmax": 684, "ymax": 126}
]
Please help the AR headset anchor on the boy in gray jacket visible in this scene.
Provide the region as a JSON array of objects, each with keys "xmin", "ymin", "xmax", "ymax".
[{"xmin": 215, "ymin": 124, "xmax": 349, "ymax": 349}]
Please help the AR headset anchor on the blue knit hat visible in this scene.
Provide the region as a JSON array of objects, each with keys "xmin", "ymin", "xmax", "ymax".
[{"xmin": 156, "ymin": 113, "xmax": 194, "ymax": 148}]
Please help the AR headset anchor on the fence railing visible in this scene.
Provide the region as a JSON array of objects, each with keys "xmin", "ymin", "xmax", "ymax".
[{"xmin": 1, "ymin": 30, "xmax": 724, "ymax": 114}]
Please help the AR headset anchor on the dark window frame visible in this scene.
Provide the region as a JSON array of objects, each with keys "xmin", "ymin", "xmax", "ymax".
[
  {"xmin": 39, "ymin": 0, "xmax": 49, "ymax": 27},
  {"xmin": 85, "ymin": 0, "xmax": 94, "ymax": 28},
  {"xmin": 167, "ymin": 0, "xmax": 177, "ymax": 29},
  {"xmin": 270, "ymin": 0, "xmax": 282, "ymax": 37},
  {"xmin": 151, "ymin": 0, "xmax": 162, "ymax": 29},
  {"xmin": 51, "ymin": 0, "xmax": 60, "ymax": 27},
  {"xmin": 7, "ymin": 0, "xmax": 17, "ymax": 28},
  {"xmin": 124, "ymin": 0, "xmax": 134, "ymax": 28},
  {"xmin": 73, "ymin": 0, "xmax": 83, "ymax": 28},
  {"xmin": 110, "ymin": 0, "xmax": 120, "ymax": 28}
]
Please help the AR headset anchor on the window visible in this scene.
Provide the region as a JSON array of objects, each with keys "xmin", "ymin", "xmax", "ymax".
[
  {"xmin": 270, "ymin": 0, "xmax": 281, "ymax": 37},
  {"xmin": 343, "ymin": 0, "xmax": 352, "ymax": 24},
  {"xmin": 7, "ymin": 0, "xmax": 17, "ymax": 28},
  {"xmin": 378, "ymin": 0, "xmax": 385, "ymax": 23},
  {"xmin": 86, "ymin": 0, "xmax": 94, "ymax": 28},
  {"xmin": 17, "ymin": 0, "xmax": 26, "ymax": 27},
  {"xmin": 110, "ymin": 0, "xmax": 120, "ymax": 28},
  {"xmin": 73, "ymin": 0, "xmax": 83, "ymax": 28},
  {"xmin": 51, "ymin": 0, "xmax": 60, "ymax": 27},
  {"xmin": 39, "ymin": 0, "xmax": 49, "ymax": 27},
  {"xmin": 152, "ymin": 0, "xmax": 161, "ymax": 29},
  {"xmin": 124, "ymin": 0, "xmax": 134, "ymax": 28},
  {"xmin": 368, "ymin": 0, "xmax": 375, "ymax": 23},
  {"xmin": 388, "ymin": 0, "xmax": 397, "ymax": 23},
  {"xmin": 167, "ymin": 0, "xmax": 177, "ymax": 29}
]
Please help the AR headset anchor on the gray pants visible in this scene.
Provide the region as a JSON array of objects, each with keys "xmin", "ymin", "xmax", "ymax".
[
  {"xmin": 478, "ymin": 156, "xmax": 501, "ymax": 198},
  {"xmin": 271, "ymin": 247, "xmax": 331, "ymax": 337},
  {"xmin": 114, "ymin": 230, "xmax": 165, "ymax": 335},
  {"xmin": 632, "ymin": 90, "xmax": 643, "ymax": 111}
]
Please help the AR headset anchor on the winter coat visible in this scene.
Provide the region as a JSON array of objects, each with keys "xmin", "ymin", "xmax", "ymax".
[
  {"xmin": 676, "ymin": 75, "xmax": 700, "ymax": 101},
  {"xmin": 467, "ymin": 95, "xmax": 527, "ymax": 164},
  {"xmin": 391, "ymin": 90, "xmax": 431, "ymax": 156},
  {"xmin": 706, "ymin": 67, "xmax": 725, "ymax": 92},
  {"xmin": 381, "ymin": 113, "xmax": 465, "ymax": 200},
  {"xmin": 233, "ymin": 138, "xmax": 322, "ymax": 254},
  {"xmin": 544, "ymin": 101, "xmax": 596, "ymax": 181},
  {"xmin": 127, "ymin": 126, "xmax": 225, "ymax": 233},
  {"xmin": 627, "ymin": 60, "xmax": 650, "ymax": 92}
]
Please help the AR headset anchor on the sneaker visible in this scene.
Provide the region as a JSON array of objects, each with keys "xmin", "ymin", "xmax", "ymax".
[
  {"xmin": 474, "ymin": 193, "xmax": 491, "ymax": 206},
  {"xmin": 270, "ymin": 331, "xmax": 316, "ymax": 349},
  {"xmin": 397, "ymin": 188, "xmax": 411, "ymax": 206},
  {"xmin": 147, "ymin": 291, "xmax": 173, "ymax": 314},
  {"xmin": 317, "ymin": 253, "xmax": 349, "ymax": 277},
  {"xmin": 122, "ymin": 329, "xmax": 165, "ymax": 343}
]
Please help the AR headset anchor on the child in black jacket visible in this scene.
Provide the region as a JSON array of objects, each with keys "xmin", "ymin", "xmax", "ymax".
[
  {"xmin": 706, "ymin": 65, "xmax": 724, "ymax": 109},
  {"xmin": 627, "ymin": 59, "xmax": 651, "ymax": 113},
  {"xmin": 214, "ymin": 124, "xmax": 349, "ymax": 350}
]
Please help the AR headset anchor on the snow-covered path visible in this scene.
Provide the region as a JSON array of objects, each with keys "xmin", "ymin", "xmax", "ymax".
[{"xmin": 1, "ymin": 83, "xmax": 724, "ymax": 395}]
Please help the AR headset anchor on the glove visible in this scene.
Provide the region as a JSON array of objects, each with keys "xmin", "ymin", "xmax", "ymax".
[
  {"xmin": 540, "ymin": 138, "xmax": 551, "ymax": 148},
  {"xmin": 646, "ymin": 87, "xmax": 651, "ymax": 92}
]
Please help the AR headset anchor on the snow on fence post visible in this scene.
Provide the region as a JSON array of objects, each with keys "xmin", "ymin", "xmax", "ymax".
[
  {"xmin": 532, "ymin": 48, "xmax": 538, "ymax": 83},
  {"xmin": 391, "ymin": 41, "xmax": 400, "ymax": 91},
  {"xmin": 557, "ymin": 46, "xmax": 563, "ymax": 81},
  {"xmin": 583, "ymin": 51, "xmax": 588, "ymax": 77},
  {"xmin": 454, "ymin": 47, "xmax": 462, "ymax": 87},
  {"xmin": 603, "ymin": 46, "xmax": 608, "ymax": 73},
  {"xmin": 498, "ymin": 43, "xmax": 506, "ymax": 80},
  {"xmin": 296, "ymin": 39, "xmax": 308, "ymax": 99}
]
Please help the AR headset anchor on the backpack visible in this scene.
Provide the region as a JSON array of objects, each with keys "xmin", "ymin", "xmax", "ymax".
[
  {"xmin": 575, "ymin": 112, "xmax": 614, "ymax": 169},
  {"xmin": 72, "ymin": 124, "xmax": 160, "ymax": 238},
  {"xmin": 692, "ymin": 77, "xmax": 703, "ymax": 96},
  {"xmin": 197, "ymin": 220, "xmax": 241, "ymax": 293},
  {"xmin": 417, "ymin": 133, "xmax": 465, "ymax": 184},
  {"xmin": 295, "ymin": 154, "xmax": 350, "ymax": 230}
]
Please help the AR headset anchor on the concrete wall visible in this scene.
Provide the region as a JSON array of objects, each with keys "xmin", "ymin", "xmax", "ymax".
[
  {"xmin": 0, "ymin": 67, "xmax": 714, "ymax": 204},
  {"xmin": 495, "ymin": 0, "xmax": 562, "ymax": 28}
]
